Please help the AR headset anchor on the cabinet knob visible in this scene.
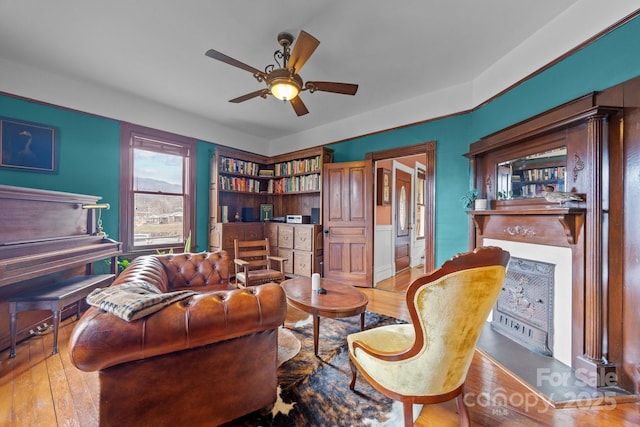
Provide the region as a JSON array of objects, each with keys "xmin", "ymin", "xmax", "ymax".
[{"xmin": 324, "ymin": 229, "xmax": 329, "ymax": 234}]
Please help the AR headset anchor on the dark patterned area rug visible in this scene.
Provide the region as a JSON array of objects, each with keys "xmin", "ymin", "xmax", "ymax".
[{"xmin": 223, "ymin": 312, "xmax": 411, "ymax": 427}]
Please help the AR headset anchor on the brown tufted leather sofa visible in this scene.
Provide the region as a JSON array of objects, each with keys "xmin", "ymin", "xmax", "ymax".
[{"xmin": 69, "ymin": 251, "xmax": 287, "ymax": 427}]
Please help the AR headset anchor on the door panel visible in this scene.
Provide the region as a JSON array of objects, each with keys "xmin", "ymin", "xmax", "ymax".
[
  {"xmin": 395, "ymin": 169, "xmax": 411, "ymax": 272},
  {"xmin": 323, "ymin": 161, "xmax": 373, "ymax": 287}
]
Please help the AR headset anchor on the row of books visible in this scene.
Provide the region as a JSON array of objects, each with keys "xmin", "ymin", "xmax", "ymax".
[
  {"xmin": 219, "ymin": 155, "xmax": 322, "ymax": 178},
  {"xmin": 219, "ymin": 156, "xmax": 261, "ymax": 176},
  {"xmin": 218, "ymin": 176, "xmax": 262, "ymax": 193},
  {"xmin": 267, "ymin": 174, "xmax": 321, "ymax": 193},
  {"xmin": 274, "ymin": 155, "xmax": 321, "ymax": 177},
  {"xmin": 512, "ymin": 166, "xmax": 566, "ymax": 182},
  {"xmin": 515, "ymin": 182, "xmax": 563, "ymax": 197}
]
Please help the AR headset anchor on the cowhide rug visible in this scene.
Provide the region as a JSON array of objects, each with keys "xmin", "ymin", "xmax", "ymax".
[{"xmin": 224, "ymin": 312, "xmax": 412, "ymax": 427}]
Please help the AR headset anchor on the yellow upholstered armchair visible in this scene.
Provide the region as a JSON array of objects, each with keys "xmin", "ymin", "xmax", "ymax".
[{"xmin": 348, "ymin": 246, "xmax": 510, "ymax": 427}]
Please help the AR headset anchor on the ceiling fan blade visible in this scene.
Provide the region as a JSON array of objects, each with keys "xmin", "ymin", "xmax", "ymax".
[
  {"xmin": 288, "ymin": 31, "xmax": 320, "ymax": 73},
  {"xmin": 306, "ymin": 81, "xmax": 358, "ymax": 95},
  {"xmin": 229, "ymin": 89, "xmax": 269, "ymax": 103},
  {"xmin": 290, "ymin": 96, "xmax": 309, "ymax": 116},
  {"xmin": 205, "ymin": 49, "xmax": 266, "ymax": 78}
]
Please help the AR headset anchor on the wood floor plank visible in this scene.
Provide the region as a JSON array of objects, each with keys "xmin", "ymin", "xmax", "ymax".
[
  {"xmin": 12, "ymin": 342, "xmax": 35, "ymax": 426},
  {"xmin": 57, "ymin": 318, "xmax": 99, "ymax": 426},
  {"xmin": 28, "ymin": 334, "xmax": 57, "ymax": 427},
  {"xmin": 45, "ymin": 337, "xmax": 81, "ymax": 427},
  {"xmin": 0, "ymin": 354, "xmax": 15, "ymax": 426}
]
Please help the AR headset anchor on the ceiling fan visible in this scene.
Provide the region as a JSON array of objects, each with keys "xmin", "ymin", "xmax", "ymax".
[{"xmin": 205, "ymin": 31, "xmax": 358, "ymax": 116}]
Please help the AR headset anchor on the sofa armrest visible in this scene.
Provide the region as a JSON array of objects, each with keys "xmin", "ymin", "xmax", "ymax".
[
  {"xmin": 111, "ymin": 255, "xmax": 170, "ymax": 292},
  {"xmin": 157, "ymin": 251, "xmax": 230, "ymax": 291},
  {"xmin": 69, "ymin": 283, "xmax": 286, "ymax": 371}
]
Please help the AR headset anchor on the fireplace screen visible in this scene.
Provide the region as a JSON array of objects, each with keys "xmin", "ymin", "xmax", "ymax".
[{"xmin": 491, "ymin": 257, "xmax": 555, "ymax": 356}]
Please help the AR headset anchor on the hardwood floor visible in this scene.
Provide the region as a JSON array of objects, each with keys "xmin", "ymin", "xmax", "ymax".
[{"xmin": 2, "ymin": 278, "xmax": 640, "ymax": 426}]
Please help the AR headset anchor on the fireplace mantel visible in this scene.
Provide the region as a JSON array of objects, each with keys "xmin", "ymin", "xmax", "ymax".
[
  {"xmin": 464, "ymin": 96, "xmax": 623, "ymax": 388},
  {"xmin": 469, "ymin": 207, "xmax": 585, "ymax": 246}
]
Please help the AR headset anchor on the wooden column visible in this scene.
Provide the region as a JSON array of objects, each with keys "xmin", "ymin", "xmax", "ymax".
[{"xmin": 574, "ymin": 114, "xmax": 616, "ymax": 387}]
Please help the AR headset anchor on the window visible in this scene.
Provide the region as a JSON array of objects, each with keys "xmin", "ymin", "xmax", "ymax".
[{"xmin": 120, "ymin": 123, "xmax": 196, "ymax": 253}]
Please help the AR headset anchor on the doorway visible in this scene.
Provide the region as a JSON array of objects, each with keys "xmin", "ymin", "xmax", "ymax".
[
  {"xmin": 394, "ymin": 165, "xmax": 412, "ymax": 272},
  {"xmin": 367, "ymin": 141, "xmax": 436, "ymax": 287}
]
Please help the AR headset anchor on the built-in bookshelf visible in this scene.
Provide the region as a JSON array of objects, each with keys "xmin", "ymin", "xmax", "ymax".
[{"xmin": 209, "ymin": 146, "xmax": 333, "ymax": 251}]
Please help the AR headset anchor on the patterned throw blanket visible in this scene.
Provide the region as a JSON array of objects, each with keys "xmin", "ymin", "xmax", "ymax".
[{"xmin": 86, "ymin": 281, "xmax": 196, "ymax": 322}]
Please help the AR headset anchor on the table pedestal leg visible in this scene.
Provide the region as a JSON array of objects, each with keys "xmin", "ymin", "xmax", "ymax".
[
  {"xmin": 360, "ymin": 312, "xmax": 365, "ymax": 331},
  {"xmin": 313, "ymin": 315, "xmax": 320, "ymax": 356}
]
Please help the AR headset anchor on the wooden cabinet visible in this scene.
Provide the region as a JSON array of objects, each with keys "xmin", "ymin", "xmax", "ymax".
[
  {"xmin": 209, "ymin": 222, "xmax": 264, "ymax": 273},
  {"xmin": 267, "ymin": 223, "xmax": 323, "ymax": 277}
]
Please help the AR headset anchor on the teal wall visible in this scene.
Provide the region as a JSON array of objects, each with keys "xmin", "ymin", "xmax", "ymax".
[
  {"xmin": 2, "ymin": 15, "xmax": 640, "ymax": 265},
  {"xmin": 329, "ymin": 14, "xmax": 640, "ymax": 266},
  {"xmin": 0, "ymin": 97, "xmax": 121, "ymax": 239},
  {"xmin": 195, "ymin": 141, "xmax": 215, "ymax": 252}
]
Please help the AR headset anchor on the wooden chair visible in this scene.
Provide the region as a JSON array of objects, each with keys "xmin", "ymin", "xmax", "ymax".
[
  {"xmin": 233, "ymin": 238, "xmax": 287, "ymax": 287},
  {"xmin": 347, "ymin": 246, "xmax": 510, "ymax": 427}
]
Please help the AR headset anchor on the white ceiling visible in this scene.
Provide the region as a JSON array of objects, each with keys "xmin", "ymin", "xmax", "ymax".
[{"xmin": 0, "ymin": 1, "xmax": 637, "ymax": 155}]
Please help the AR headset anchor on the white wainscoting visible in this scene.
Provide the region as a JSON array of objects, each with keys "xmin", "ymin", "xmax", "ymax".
[{"xmin": 374, "ymin": 225, "xmax": 394, "ymax": 284}]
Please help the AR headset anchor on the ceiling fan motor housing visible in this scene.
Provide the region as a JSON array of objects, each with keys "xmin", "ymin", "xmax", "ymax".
[{"xmin": 277, "ymin": 32, "xmax": 294, "ymax": 47}]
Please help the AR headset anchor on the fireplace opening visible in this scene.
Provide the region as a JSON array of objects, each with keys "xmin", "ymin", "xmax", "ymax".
[{"xmin": 491, "ymin": 257, "xmax": 555, "ymax": 356}]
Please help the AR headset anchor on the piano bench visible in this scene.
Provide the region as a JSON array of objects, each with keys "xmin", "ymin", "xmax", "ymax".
[{"xmin": 9, "ymin": 273, "xmax": 115, "ymax": 358}]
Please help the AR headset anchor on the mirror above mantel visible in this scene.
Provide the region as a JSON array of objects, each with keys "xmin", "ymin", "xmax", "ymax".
[{"xmin": 496, "ymin": 146, "xmax": 567, "ymax": 200}]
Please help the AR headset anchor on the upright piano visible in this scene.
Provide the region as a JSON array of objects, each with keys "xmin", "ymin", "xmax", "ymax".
[{"xmin": 0, "ymin": 185, "xmax": 122, "ymax": 352}]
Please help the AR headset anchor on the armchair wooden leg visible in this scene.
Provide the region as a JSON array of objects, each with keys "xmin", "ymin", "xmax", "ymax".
[
  {"xmin": 349, "ymin": 360, "xmax": 357, "ymax": 390},
  {"xmin": 402, "ymin": 402, "xmax": 413, "ymax": 427},
  {"xmin": 455, "ymin": 393, "xmax": 470, "ymax": 427}
]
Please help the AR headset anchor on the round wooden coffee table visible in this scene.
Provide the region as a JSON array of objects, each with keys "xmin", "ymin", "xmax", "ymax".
[{"xmin": 282, "ymin": 276, "xmax": 368, "ymax": 356}]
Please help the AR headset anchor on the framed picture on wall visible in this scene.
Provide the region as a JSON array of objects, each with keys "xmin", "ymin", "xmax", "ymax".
[
  {"xmin": 0, "ymin": 117, "xmax": 57, "ymax": 173},
  {"xmin": 376, "ymin": 168, "xmax": 391, "ymax": 206}
]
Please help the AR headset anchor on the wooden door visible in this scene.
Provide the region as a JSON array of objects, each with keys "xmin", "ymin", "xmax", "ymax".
[
  {"xmin": 394, "ymin": 169, "xmax": 411, "ymax": 272},
  {"xmin": 322, "ymin": 160, "xmax": 373, "ymax": 287}
]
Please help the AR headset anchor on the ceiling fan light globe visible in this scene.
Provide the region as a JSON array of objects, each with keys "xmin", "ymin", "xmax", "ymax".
[{"xmin": 270, "ymin": 80, "xmax": 299, "ymax": 101}]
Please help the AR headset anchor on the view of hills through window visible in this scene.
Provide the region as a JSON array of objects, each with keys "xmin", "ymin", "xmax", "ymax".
[{"xmin": 132, "ymin": 149, "xmax": 184, "ymax": 247}]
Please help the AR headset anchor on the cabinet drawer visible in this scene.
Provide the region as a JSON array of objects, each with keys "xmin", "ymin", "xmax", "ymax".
[
  {"xmin": 294, "ymin": 227, "xmax": 313, "ymax": 251},
  {"xmin": 219, "ymin": 224, "xmax": 242, "ymax": 248},
  {"xmin": 265, "ymin": 223, "xmax": 278, "ymax": 246},
  {"xmin": 293, "ymin": 251, "xmax": 313, "ymax": 277},
  {"xmin": 279, "ymin": 226, "xmax": 294, "ymax": 249},
  {"xmin": 244, "ymin": 223, "xmax": 264, "ymax": 241},
  {"xmin": 278, "ymin": 249, "xmax": 294, "ymax": 274}
]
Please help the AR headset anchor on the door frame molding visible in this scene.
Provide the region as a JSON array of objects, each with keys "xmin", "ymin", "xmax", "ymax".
[{"xmin": 366, "ymin": 141, "xmax": 436, "ymax": 273}]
